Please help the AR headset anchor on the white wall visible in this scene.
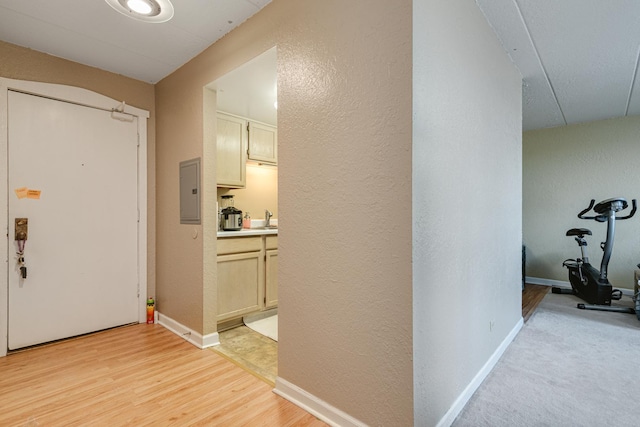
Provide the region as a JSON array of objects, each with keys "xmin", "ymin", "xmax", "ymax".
[
  {"xmin": 524, "ymin": 116, "xmax": 640, "ymax": 288},
  {"xmin": 412, "ymin": 0, "xmax": 523, "ymax": 424}
]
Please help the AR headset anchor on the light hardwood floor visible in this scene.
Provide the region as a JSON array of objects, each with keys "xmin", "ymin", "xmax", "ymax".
[
  {"xmin": 0, "ymin": 286, "xmax": 548, "ymax": 426},
  {"xmin": 522, "ymin": 283, "xmax": 549, "ymax": 322},
  {"xmin": 0, "ymin": 324, "xmax": 327, "ymax": 426}
]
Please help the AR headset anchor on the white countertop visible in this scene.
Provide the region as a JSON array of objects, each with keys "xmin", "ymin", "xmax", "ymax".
[{"xmin": 217, "ymin": 228, "xmax": 278, "ymax": 238}]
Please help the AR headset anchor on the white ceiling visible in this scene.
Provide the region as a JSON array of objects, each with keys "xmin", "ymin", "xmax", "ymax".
[
  {"xmin": 0, "ymin": 0, "xmax": 271, "ymax": 84},
  {"xmin": 1, "ymin": 1, "xmax": 638, "ymax": 131},
  {"xmin": 208, "ymin": 47, "xmax": 277, "ymax": 126},
  {"xmin": 477, "ymin": 0, "xmax": 640, "ymax": 131}
]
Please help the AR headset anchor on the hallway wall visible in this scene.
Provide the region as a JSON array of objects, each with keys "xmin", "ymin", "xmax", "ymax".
[
  {"xmin": 154, "ymin": 0, "xmax": 413, "ymax": 425},
  {"xmin": 413, "ymin": 0, "xmax": 523, "ymax": 424}
]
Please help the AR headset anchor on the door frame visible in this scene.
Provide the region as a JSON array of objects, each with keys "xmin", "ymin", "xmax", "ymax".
[{"xmin": 0, "ymin": 78, "xmax": 149, "ymax": 357}]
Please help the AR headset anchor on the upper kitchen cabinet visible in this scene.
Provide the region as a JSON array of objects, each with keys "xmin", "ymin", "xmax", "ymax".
[
  {"xmin": 212, "ymin": 48, "xmax": 277, "ymax": 178},
  {"xmin": 248, "ymin": 121, "xmax": 277, "ymax": 165},
  {"xmin": 217, "ymin": 112, "xmax": 247, "ymax": 188}
]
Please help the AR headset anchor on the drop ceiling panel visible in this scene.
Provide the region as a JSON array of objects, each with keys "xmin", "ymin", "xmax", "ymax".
[
  {"xmin": 245, "ymin": 0, "xmax": 272, "ymax": 8},
  {"xmin": 0, "ymin": 7, "xmax": 190, "ymax": 81},
  {"xmin": 0, "ymin": 0, "xmax": 271, "ymax": 83},
  {"xmin": 1, "ymin": 0, "xmax": 638, "ymax": 130},
  {"xmin": 212, "ymin": 47, "xmax": 277, "ymax": 126},
  {"xmin": 170, "ymin": 0, "xmax": 265, "ymax": 41},
  {"xmin": 477, "ymin": 0, "xmax": 565, "ymax": 130},
  {"xmin": 521, "ymin": 76, "xmax": 566, "ymax": 131},
  {"xmin": 626, "ymin": 60, "xmax": 640, "ymax": 116},
  {"xmin": 517, "ymin": 0, "xmax": 640, "ymax": 125}
]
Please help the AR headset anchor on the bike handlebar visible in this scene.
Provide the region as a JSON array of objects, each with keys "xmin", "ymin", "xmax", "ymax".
[
  {"xmin": 577, "ymin": 198, "xmax": 637, "ymax": 221},
  {"xmin": 618, "ymin": 199, "xmax": 637, "ymax": 220},
  {"xmin": 577, "ymin": 199, "xmax": 596, "ymax": 219}
]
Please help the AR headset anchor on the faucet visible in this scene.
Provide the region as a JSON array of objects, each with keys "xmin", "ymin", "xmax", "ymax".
[{"xmin": 265, "ymin": 210, "xmax": 273, "ymax": 227}]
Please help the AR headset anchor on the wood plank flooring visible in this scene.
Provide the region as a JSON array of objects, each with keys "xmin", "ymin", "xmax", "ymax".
[
  {"xmin": 522, "ymin": 283, "xmax": 549, "ymax": 322},
  {"xmin": 0, "ymin": 324, "xmax": 327, "ymax": 427},
  {"xmin": 0, "ymin": 285, "xmax": 549, "ymax": 426}
]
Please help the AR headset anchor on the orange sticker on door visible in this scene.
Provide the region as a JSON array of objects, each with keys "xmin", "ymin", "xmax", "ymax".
[
  {"xmin": 14, "ymin": 188, "xmax": 41, "ymax": 200},
  {"xmin": 14, "ymin": 187, "xmax": 28, "ymax": 199},
  {"xmin": 27, "ymin": 190, "xmax": 41, "ymax": 199}
]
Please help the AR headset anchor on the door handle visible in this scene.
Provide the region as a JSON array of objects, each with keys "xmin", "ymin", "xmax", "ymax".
[
  {"xmin": 15, "ymin": 218, "xmax": 28, "ymax": 279},
  {"xmin": 15, "ymin": 218, "xmax": 28, "ymax": 241}
]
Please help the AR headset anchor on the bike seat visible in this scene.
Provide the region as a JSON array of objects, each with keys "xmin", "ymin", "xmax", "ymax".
[
  {"xmin": 566, "ymin": 228, "xmax": 592, "ymax": 237},
  {"xmin": 594, "ymin": 197, "xmax": 627, "ymax": 214}
]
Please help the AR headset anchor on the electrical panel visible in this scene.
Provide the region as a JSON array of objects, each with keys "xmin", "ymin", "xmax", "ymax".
[{"xmin": 179, "ymin": 158, "xmax": 201, "ymax": 224}]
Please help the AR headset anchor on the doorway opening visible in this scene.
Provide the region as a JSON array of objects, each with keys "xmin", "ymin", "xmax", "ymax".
[{"xmin": 205, "ymin": 47, "xmax": 278, "ymax": 383}]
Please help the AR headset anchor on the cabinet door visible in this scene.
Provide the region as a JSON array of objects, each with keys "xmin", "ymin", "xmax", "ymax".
[
  {"xmin": 217, "ymin": 251, "xmax": 264, "ymax": 321},
  {"xmin": 248, "ymin": 121, "xmax": 277, "ymax": 164},
  {"xmin": 265, "ymin": 249, "xmax": 278, "ymax": 309},
  {"xmin": 217, "ymin": 113, "xmax": 247, "ymax": 188}
]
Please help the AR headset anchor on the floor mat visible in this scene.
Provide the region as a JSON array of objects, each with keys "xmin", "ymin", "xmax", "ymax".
[{"xmin": 243, "ymin": 313, "xmax": 278, "ymax": 341}]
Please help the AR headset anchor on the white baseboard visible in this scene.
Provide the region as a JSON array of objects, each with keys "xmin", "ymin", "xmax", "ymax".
[
  {"xmin": 526, "ymin": 276, "xmax": 634, "ymax": 296},
  {"xmin": 525, "ymin": 276, "xmax": 570, "ymax": 288},
  {"xmin": 156, "ymin": 311, "xmax": 219, "ymax": 349},
  {"xmin": 436, "ymin": 317, "xmax": 524, "ymax": 427},
  {"xmin": 274, "ymin": 377, "xmax": 367, "ymax": 427}
]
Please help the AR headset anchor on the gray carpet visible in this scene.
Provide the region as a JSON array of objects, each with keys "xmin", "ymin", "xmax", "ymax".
[{"xmin": 453, "ymin": 291, "xmax": 640, "ymax": 427}]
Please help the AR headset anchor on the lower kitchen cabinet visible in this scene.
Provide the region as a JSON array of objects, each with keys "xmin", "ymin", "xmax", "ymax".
[
  {"xmin": 217, "ymin": 251, "xmax": 263, "ymax": 322},
  {"xmin": 265, "ymin": 234, "xmax": 278, "ymax": 311},
  {"xmin": 217, "ymin": 234, "xmax": 277, "ymax": 322}
]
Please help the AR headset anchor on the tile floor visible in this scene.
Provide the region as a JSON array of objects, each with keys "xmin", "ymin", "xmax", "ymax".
[{"xmin": 211, "ymin": 326, "xmax": 278, "ymax": 385}]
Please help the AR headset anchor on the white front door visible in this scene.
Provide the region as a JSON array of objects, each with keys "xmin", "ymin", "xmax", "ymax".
[{"xmin": 7, "ymin": 90, "xmax": 139, "ymax": 350}]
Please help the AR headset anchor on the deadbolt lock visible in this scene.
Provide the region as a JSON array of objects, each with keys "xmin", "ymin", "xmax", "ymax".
[{"xmin": 15, "ymin": 218, "xmax": 28, "ymax": 241}]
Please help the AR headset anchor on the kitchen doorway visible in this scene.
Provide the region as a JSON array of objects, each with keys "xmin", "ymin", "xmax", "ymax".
[{"xmin": 205, "ymin": 47, "xmax": 278, "ymax": 383}]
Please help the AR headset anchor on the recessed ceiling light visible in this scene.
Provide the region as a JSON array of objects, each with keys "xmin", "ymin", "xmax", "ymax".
[
  {"xmin": 127, "ymin": 0, "xmax": 154, "ymax": 15},
  {"xmin": 105, "ymin": 0, "xmax": 174, "ymax": 23}
]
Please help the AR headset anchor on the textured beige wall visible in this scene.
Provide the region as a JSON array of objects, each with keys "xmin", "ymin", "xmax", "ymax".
[
  {"xmin": 413, "ymin": 0, "xmax": 522, "ymax": 424},
  {"xmin": 0, "ymin": 40, "xmax": 157, "ymax": 299},
  {"xmin": 277, "ymin": 2, "xmax": 413, "ymax": 425},
  {"xmin": 524, "ymin": 116, "xmax": 640, "ymax": 288},
  {"xmin": 155, "ymin": 68, "xmax": 207, "ymax": 332},
  {"xmin": 155, "ymin": 0, "xmax": 413, "ymax": 424}
]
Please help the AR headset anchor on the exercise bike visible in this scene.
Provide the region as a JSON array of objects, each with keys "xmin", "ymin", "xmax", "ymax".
[{"xmin": 553, "ymin": 197, "xmax": 638, "ymax": 316}]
